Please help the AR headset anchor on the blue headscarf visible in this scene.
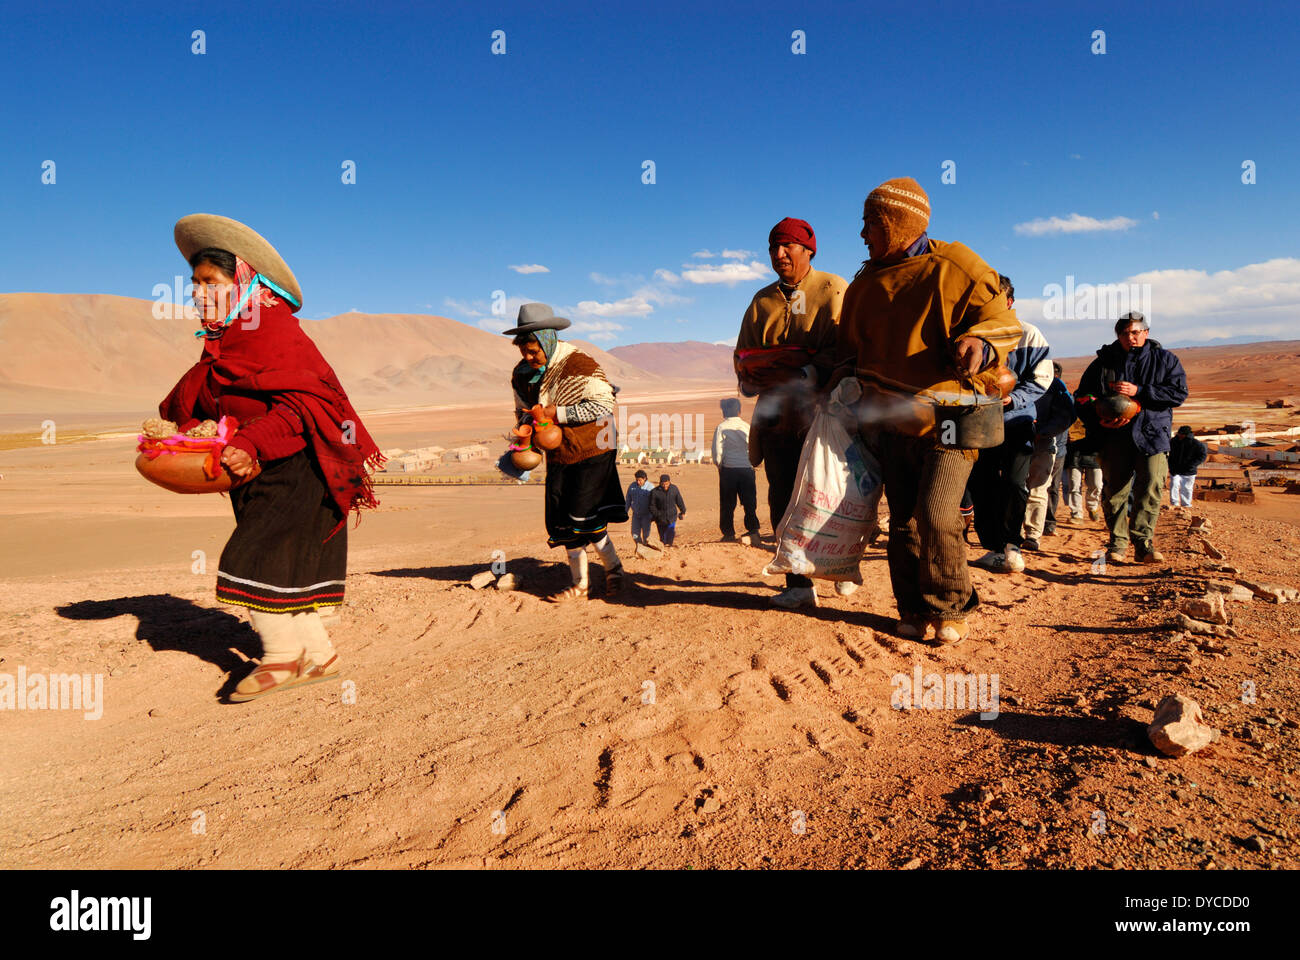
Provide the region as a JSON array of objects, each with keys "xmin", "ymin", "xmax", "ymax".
[{"xmin": 521, "ymin": 329, "xmax": 559, "ymax": 385}]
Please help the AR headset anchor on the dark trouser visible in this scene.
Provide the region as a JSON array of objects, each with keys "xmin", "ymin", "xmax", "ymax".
[
  {"xmin": 865, "ymin": 430, "xmax": 979, "ymax": 619},
  {"xmin": 760, "ymin": 427, "xmax": 811, "ymax": 589},
  {"xmin": 654, "ymin": 519, "xmax": 676, "ymax": 547},
  {"xmin": 1097, "ymin": 439, "xmax": 1169, "ymax": 554},
  {"xmin": 630, "ymin": 511, "xmax": 652, "ymax": 543},
  {"xmin": 718, "ymin": 466, "xmax": 760, "ymax": 540},
  {"xmin": 967, "ymin": 436, "xmax": 1033, "ymax": 552}
]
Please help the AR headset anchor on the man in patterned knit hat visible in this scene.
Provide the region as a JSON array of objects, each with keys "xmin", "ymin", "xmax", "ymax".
[
  {"xmin": 734, "ymin": 217, "xmax": 848, "ymax": 609},
  {"xmin": 836, "ymin": 178, "xmax": 1022, "ymax": 644}
]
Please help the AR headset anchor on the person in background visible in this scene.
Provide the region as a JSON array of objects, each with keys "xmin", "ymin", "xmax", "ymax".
[
  {"xmin": 712, "ymin": 398, "xmax": 761, "ymax": 544},
  {"xmin": 1021, "ymin": 360, "xmax": 1076, "ymax": 550},
  {"xmin": 625, "ymin": 469, "xmax": 654, "ymax": 544},
  {"xmin": 967, "ymin": 275, "xmax": 1051, "ymax": 573},
  {"xmin": 1167, "ymin": 425, "xmax": 1208, "ymax": 514},
  {"xmin": 1076, "ymin": 312, "xmax": 1188, "ymax": 563},
  {"xmin": 735, "ymin": 217, "xmax": 847, "ymax": 608},
  {"xmin": 835, "ymin": 177, "xmax": 1022, "ymax": 643},
  {"xmin": 649, "ymin": 473, "xmax": 686, "ymax": 547},
  {"xmin": 1063, "ymin": 416, "xmax": 1103, "ymax": 523}
]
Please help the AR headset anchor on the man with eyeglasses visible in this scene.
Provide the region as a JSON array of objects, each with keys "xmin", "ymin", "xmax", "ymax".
[{"xmin": 1076, "ymin": 312, "xmax": 1188, "ymax": 563}]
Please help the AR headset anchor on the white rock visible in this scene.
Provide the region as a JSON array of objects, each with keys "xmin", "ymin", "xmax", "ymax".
[
  {"xmin": 469, "ymin": 570, "xmax": 496, "ymax": 590},
  {"xmin": 495, "ymin": 573, "xmax": 518, "ymax": 591},
  {"xmin": 1182, "ymin": 594, "xmax": 1229, "ymax": 625},
  {"xmin": 1148, "ymin": 694, "xmax": 1220, "ymax": 757}
]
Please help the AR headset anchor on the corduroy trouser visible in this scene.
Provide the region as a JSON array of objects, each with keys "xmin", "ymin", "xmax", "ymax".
[
  {"xmin": 1098, "ymin": 440, "xmax": 1169, "ymax": 554},
  {"xmin": 863, "ymin": 429, "xmax": 979, "ymax": 619}
]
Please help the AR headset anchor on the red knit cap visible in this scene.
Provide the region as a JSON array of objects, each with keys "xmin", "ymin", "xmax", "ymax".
[
  {"xmin": 863, "ymin": 178, "xmax": 931, "ymax": 253},
  {"xmin": 768, "ymin": 217, "xmax": 816, "ymax": 255}
]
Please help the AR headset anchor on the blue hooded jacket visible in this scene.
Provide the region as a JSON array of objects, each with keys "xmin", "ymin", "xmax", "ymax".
[{"xmin": 1078, "ymin": 339, "xmax": 1188, "ymax": 455}]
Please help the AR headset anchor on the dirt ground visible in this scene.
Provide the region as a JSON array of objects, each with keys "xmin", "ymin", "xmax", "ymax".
[{"xmin": 1, "ymin": 398, "xmax": 1297, "ymax": 869}]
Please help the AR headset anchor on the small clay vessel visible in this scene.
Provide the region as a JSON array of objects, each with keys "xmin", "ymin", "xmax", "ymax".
[
  {"xmin": 530, "ymin": 405, "xmax": 562, "ymax": 450},
  {"xmin": 511, "ymin": 448, "xmax": 543, "ymax": 470}
]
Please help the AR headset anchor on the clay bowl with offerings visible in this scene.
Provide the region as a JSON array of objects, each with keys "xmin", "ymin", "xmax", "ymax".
[{"xmin": 136, "ymin": 416, "xmax": 261, "ymax": 494}]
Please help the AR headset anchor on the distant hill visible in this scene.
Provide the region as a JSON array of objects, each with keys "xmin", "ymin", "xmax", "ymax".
[
  {"xmin": 608, "ymin": 340, "xmax": 735, "ymax": 380},
  {"xmin": 0, "ymin": 293, "xmax": 667, "ymax": 416}
]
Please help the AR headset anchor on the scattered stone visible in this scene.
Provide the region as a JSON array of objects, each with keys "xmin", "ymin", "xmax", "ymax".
[
  {"xmin": 495, "ymin": 573, "xmax": 519, "ymax": 591},
  {"xmin": 900, "ymin": 857, "xmax": 923, "ymax": 870},
  {"xmin": 1176, "ymin": 613, "xmax": 1232, "ymax": 637},
  {"xmin": 1238, "ymin": 580, "xmax": 1299, "ymax": 604},
  {"xmin": 1244, "ymin": 835, "xmax": 1268, "ymax": 853},
  {"xmin": 1198, "ymin": 538, "xmax": 1224, "ymax": 560},
  {"xmin": 1181, "ymin": 594, "xmax": 1229, "ymax": 625},
  {"xmin": 1188, "ymin": 516, "xmax": 1211, "ymax": 531},
  {"xmin": 1204, "ymin": 580, "xmax": 1255, "ymax": 603},
  {"xmin": 1148, "ymin": 693, "xmax": 1220, "ymax": 757},
  {"xmin": 469, "ymin": 570, "xmax": 497, "ymax": 590}
]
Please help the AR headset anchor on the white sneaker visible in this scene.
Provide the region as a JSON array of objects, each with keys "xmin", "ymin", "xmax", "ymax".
[
  {"xmin": 1003, "ymin": 544, "xmax": 1026, "ymax": 573},
  {"xmin": 834, "ymin": 581, "xmax": 859, "ymax": 596},
  {"xmin": 973, "ymin": 551, "xmax": 1005, "ymax": 571},
  {"xmin": 771, "ymin": 586, "xmax": 818, "ymax": 609}
]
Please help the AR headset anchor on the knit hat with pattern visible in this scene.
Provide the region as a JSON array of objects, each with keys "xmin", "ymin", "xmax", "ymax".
[{"xmin": 863, "ymin": 177, "xmax": 931, "ymax": 253}]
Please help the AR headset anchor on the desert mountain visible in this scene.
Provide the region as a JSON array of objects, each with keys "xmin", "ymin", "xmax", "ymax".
[
  {"xmin": 608, "ymin": 340, "xmax": 736, "ymax": 381},
  {"xmin": 0, "ymin": 293, "xmax": 667, "ymax": 415}
]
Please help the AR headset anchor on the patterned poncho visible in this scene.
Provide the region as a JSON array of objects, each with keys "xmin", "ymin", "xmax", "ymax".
[{"xmin": 511, "ymin": 341, "xmax": 617, "ymax": 465}]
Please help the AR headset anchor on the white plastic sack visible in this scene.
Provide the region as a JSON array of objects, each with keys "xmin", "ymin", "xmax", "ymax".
[{"xmin": 763, "ymin": 379, "xmax": 883, "ymax": 583}]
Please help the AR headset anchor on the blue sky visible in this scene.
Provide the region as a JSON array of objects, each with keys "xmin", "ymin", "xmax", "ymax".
[{"xmin": 2, "ymin": 0, "xmax": 1297, "ymax": 357}]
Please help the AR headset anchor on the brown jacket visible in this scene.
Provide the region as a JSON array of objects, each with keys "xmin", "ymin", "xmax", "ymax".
[{"xmin": 837, "ymin": 239, "xmax": 1022, "ymax": 403}]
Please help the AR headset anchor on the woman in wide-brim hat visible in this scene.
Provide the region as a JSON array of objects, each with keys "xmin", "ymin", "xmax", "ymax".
[
  {"xmin": 160, "ymin": 214, "xmax": 384, "ymax": 701},
  {"xmin": 506, "ymin": 303, "xmax": 628, "ymax": 601}
]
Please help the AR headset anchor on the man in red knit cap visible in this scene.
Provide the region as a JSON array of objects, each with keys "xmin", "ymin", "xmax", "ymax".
[
  {"xmin": 734, "ymin": 217, "xmax": 848, "ymax": 609},
  {"xmin": 836, "ymin": 178, "xmax": 1022, "ymax": 643}
]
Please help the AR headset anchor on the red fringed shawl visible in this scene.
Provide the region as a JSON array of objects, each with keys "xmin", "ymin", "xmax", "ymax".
[{"xmin": 160, "ymin": 300, "xmax": 384, "ymax": 534}]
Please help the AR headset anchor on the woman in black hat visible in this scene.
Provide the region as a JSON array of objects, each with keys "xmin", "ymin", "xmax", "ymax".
[{"xmin": 506, "ymin": 303, "xmax": 628, "ymax": 601}]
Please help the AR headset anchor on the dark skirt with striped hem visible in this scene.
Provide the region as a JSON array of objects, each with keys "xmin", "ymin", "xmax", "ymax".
[
  {"xmin": 215, "ymin": 450, "xmax": 347, "ymax": 613},
  {"xmin": 545, "ymin": 449, "xmax": 628, "ymax": 549}
]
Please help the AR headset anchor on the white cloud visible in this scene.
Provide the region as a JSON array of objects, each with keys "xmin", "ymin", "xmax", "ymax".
[
  {"xmin": 1014, "ymin": 213, "xmax": 1138, "ymax": 236},
  {"xmin": 712, "ymin": 339, "xmax": 734, "ymax": 346},
  {"xmin": 1152, "ymin": 211, "xmax": 1160, "ymax": 220},
  {"xmin": 574, "ymin": 296, "xmax": 654, "ymax": 319},
  {"xmin": 444, "ymin": 296, "xmax": 485, "ymax": 318},
  {"xmin": 654, "ymin": 268, "xmax": 680, "ymax": 283},
  {"xmin": 508, "ymin": 264, "xmax": 550, "ymax": 274},
  {"xmin": 1014, "ymin": 257, "xmax": 1300, "ymax": 351},
  {"xmin": 691, "ymin": 249, "xmax": 717, "ymax": 259},
  {"xmin": 720, "ymin": 249, "xmax": 754, "ymax": 260},
  {"xmin": 679, "ymin": 260, "xmax": 770, "ymax": 286}
]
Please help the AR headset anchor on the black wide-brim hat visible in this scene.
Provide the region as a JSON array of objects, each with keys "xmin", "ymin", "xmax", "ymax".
[{"xmin": 503, "ymin": 302, "xmax": 572, "ymax": 335}]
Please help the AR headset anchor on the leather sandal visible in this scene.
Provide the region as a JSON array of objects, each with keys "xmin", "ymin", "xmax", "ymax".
[
  {"xmin": 230, "ymin": 652, "xmax": 338, "ymax": 703},
  {"xmin": 547, "ymin": 584, "xmax": 588, "ymax": 603}
]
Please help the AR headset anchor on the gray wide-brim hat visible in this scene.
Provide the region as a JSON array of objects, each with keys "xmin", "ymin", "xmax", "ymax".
[
  {"xmin": 502, "ymin": 301, "xmax": 571, "ymax": 336},
  {"xmin": 174, "ymin": 213, "xmax": 303, "ymax": 312}
]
